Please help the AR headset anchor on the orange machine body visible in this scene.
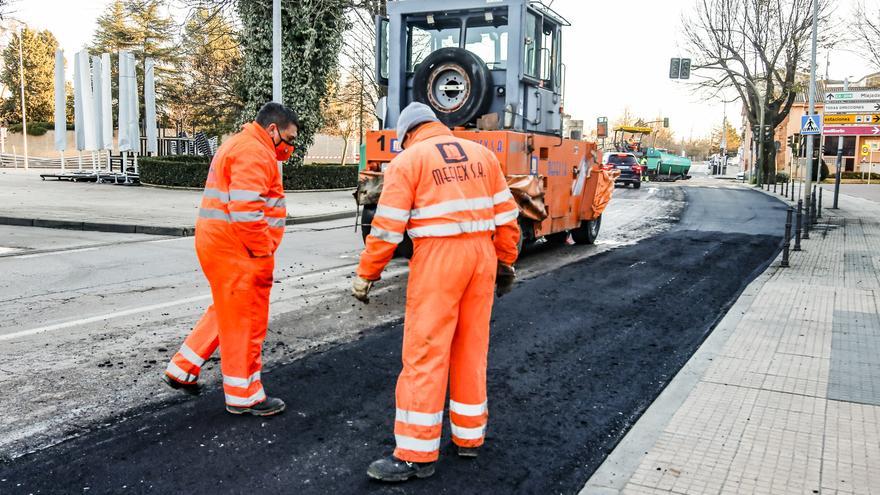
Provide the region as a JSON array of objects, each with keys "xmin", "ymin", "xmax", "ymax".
[{"xmin": 363, "ymin": 129, "xmax": 610, "ymax": 239}]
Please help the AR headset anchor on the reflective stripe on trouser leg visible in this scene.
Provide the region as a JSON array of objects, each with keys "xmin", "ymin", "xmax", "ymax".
[
  {"xmin": 199, "ymin": 248, "xmax": 275, "ymax": 408},
  {"xmin": 165, "ymin": 305, "xmax": 220, "ymax": 384},
  {"xmin": 393, "ymin": 237, "xmax": 480, "ymax": 463},
  {"xmin": 448, "ymin": 236, "xmax": 494, "ymax": 448}
]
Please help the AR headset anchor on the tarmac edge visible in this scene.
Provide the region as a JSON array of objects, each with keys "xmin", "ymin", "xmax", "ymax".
[{"xmin": 579, "ymin": 259, "xmax": 780, "ymax": 494}]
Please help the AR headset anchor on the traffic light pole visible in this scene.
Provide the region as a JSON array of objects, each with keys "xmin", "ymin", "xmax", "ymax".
[
  {"xmin": 803, "ymin": 0, "xmax": 819, "ymax": 222},
  {"xmin": 832, "ymin": 79, "xmax": 849, "ymax": 209}
]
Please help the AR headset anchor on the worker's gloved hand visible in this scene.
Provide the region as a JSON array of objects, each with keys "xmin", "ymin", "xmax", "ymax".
[
  {"xmin": 352, "ymin": 277, "xmax": 374, "ymax": 304},
  {"xmin": 496, "ymin": 263, "xmax": 516, "ymax": 297}
]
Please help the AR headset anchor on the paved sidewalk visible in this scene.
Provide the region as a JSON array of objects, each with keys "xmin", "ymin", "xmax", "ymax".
[
  {"xmin": 0, "ymin": 169, "xmax": 356, "ymax": 236},
  {"xmin": 584, "ymin": 184, "xmax": 880, "ymax": 494}
]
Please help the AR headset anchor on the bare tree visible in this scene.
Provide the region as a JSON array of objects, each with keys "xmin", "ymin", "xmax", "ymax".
[
  {"xmin": 854, "ymin": 1, "xmax": 880, "ymax": 70},
  {"xmin": 683, "ymin": 0, "xmax": 831, "ymax": 183}
]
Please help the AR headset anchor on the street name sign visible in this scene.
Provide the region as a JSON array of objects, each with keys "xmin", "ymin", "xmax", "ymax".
[
  {"xmin": 825, "ymin": 102, "xmax": 880, "ymax": 113},
  {"xmin": 824, "ymin": 91, "xmax": 880, "ymax": 101},
  {"xmin": 823, "ymin": 114, "xmax": 880, "ymax": 125},
  {"xmin": 801, "ymin": 115, "xmax": 822, "ymax": 135},
  {"xmin": 823, "ymin": 125, "xmax": 880, "ymax": 136}
]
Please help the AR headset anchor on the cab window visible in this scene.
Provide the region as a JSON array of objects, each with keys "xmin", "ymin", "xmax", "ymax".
[
  {"xmin": 408, "ymin": 23, "xmax": 460, "ymax": 71},
  {"xmin": 464, "ymin": 13, "xmax": 509, "ymax": 69},
  {"xmin": 523, "ymin": 12, "xmax": 539, "ymax": 78}
]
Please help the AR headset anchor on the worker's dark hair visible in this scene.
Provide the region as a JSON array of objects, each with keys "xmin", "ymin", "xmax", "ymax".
[{"xmin": 256, "ymin": 102, "xmax": 302, "ymax": 132}]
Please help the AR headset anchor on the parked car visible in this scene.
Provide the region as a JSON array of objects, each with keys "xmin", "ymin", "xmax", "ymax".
[{"xmin": 603, "ymin": 152, "xmax": 642, "ymax": 189}]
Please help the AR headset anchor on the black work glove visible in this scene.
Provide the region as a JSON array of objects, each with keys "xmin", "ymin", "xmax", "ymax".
[{"xmin": 496, "ymin": 263, "xmax": 516, "ymax": 297}]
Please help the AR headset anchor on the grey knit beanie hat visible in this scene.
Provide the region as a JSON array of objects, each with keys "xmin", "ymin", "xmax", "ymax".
[{"xmin": 396, "ymin": 102, "xmax": 439, "ymax": 148}]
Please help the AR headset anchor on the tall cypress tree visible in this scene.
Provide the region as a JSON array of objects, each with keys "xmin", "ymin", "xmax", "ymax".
[
  {"xmin": 91, "ymin": 0, "xmax": 181, "ymax": 126},
  {"xmin": 0, "ymin": 27, "xmax": 60, "ymax": 124},
  {"xmin": 237, "ymin": 0, "xmax": 349, "ymax": 165}
]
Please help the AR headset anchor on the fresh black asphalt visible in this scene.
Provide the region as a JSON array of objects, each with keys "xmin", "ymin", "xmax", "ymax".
[{"xmin": 0, "ymin": 185, "xmax": 788, "ymax": 494}]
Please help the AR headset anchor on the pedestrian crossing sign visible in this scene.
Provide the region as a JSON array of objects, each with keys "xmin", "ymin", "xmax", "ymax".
[{"xmin": 800, "ymin": 115, "xmax": 821, "ymax": 135}]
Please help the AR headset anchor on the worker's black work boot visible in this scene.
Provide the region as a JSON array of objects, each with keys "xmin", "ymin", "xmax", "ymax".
[
  {"xmin": 162, "ymin": 374, "xmax": 203, "ymax": 396},
  {"xmin": 226, "ymin": 396, "xmax": 286, "ymax": 416},
  {"xmin": 457, "ymin": 446, "xmax": 479, "ymax": 458},
  {"xmin": 367, "ymin": 456, "xmax": 435, "ymax": 482}
]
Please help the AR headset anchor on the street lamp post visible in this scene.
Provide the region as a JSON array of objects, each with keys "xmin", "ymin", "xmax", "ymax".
[{"xmin": 17, "ymin": 26, "xmax": 28, "ymax": 171}]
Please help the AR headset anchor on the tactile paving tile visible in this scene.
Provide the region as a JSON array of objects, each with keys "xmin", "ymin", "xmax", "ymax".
[{"xmin": 828, "ymin": 310, "xmax": 880, "ymax": 406}]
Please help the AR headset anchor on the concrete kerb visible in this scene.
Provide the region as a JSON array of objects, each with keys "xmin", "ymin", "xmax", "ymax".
[
  {"xmin": 0, "ymin": 209, "xmax": 356, "ymax": 237},
  {"xmin": 581, "ymin": 181, "xmax": 791, "ymax": 495},
  {"xmin": 142, "ymin": 182, "xmax": 357, "ymax": 194}
]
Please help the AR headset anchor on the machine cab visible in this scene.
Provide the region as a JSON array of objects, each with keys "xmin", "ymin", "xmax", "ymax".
[{"xmin": 376, "ymin": 0, "xmax": 568, "ymax": 136}]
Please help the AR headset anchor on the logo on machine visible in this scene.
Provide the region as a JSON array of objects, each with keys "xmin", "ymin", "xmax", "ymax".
[{"xmin": 436, "ymin": 142, "xmax": 469, "ymax": 164}]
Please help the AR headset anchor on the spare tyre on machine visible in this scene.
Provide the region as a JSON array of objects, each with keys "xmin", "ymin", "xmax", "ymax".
[{"xmin": 412, "ymin": 47, "xmax": 494, "ymax": 128}]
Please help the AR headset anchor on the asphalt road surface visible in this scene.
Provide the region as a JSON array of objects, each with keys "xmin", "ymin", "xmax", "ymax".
[{"xmin": 0, "ymin": 181, "xmax": 787, "ymax": 494}]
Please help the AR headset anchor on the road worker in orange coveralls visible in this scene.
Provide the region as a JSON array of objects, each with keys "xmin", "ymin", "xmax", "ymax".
[
  {"xmin": 163, "ymin": 102, "xmax": 299, "ymax": 416},
  {"xmin": 353, "ymin": 102, "xmax": 520, "ymax": 482}
]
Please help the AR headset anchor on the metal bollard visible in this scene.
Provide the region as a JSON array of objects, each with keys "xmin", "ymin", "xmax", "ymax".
[
  {"xmin": 782, "ymin": 207, "xmax": 792, "ymax": 267},
  {"xmin": 774, "ymin": 181, "xmax": 777, "ymax": 194},
  {"xmin": 795, "ymin": 200, "xmax": 804, "ymax": 249},
  {"xmin": 818, "ymin": 187, "xmax": 823, "ymax": 218},
  {"xmin": 802, "ymin": 196, "xmax": 810, "ymax": 240},
  {"xmin": 811, "ymin": 186, "xmax": 818, "ymax": 226}
]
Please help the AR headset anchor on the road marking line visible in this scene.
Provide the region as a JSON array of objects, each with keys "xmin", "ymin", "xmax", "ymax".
[
  {"xmin": 0, "ymin": 294, "xmax": 211, "ymax": 342},
  {"xmin": 15, "ymin": 247, "xmax": 100, "ymax": 259}
]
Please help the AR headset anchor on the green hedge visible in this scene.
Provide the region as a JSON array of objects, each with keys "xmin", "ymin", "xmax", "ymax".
[
  {"xmin": 139, "ymin": 156, "xmax": 357, "ymax": 190},
  {"xmin": 8, "ymin": 122, "xmax": 74, "ymax": 135},
  {"xmin": 837, "ymin": 171, "xmax": 880, "ymax": 180}
]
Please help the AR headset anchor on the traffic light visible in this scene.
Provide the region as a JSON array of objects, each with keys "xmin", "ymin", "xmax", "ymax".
[
  {"xmin": 762, "ymin": 124, "xmax": 773, "ymax": 141},
  {"xmin": 669, "ymin": 58, "xmax": 681, "ymax": 79},
  {"xmin": 752, "ymin": 125, "xmax": 760, "ymax": 140},
  {"xmin": 663, "ymin": 117, "xmax": 670, "ymax": 128},
  {"xmin": 787, "ymin": 135, "xmax": 794, "ymax": 150},
  {"xmin": 679, "ymin": 58, "xmax": 691, "ymax": 79}
]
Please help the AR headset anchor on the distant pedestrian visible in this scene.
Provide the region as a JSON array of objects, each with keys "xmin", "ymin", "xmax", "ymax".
[
  {"xmin": 163, "ymin": 102, "xmax": 299, "ymax": 416},
  {"xmin": 352, "ymin": 102, "xmax": 520, "ymax": 482}
]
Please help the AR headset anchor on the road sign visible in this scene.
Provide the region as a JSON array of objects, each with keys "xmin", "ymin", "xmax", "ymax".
[
  {"xmin": 863, "ymin": 144, "xmax": 870, "ymax": 157},
  {"xmin": 801, "ymin": 115, "xmax": 822, "ymax": 135},
  {"xmin": 825, "ymin": 102, "xmax": 880, "ymax": 113},
  {"xmin": 823, "ymin": 114, "xmax": 880, "ymax": 124},
  {"xmin": 824, "ymin": 90, "xmax": 880, "ymax": 101},
  {"xmin": 823, "ymin": 125, "xmax": 880, "ymax": 136}
]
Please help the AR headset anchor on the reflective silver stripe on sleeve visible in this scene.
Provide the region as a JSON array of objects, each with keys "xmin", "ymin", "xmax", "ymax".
[
  {"xmin": 394, "ymin": 434, "xmax": 441, "ymax": 453},
  {"xmin": 229, "ymin": 189, "xmax": 266, "ymax": 202},
  {"xmin": 407, "ymin": 219, "xmax": 495, "ymax": 238},
  {"xmin": 369, "ymin": 226, "xmax": 404, "ymax": 244},
  {"xmin": 493, "ymin": 189, "xmax": 513, "ymax": 205},
  {"xmin": 199, "ymin": 207, "xmax": 231, "ymax": 221},
  {"xmin": 265, "ymin": 197, "xmax": 286, "ymax": 208},
  {"xmin": 494, "ymin": 208, "xmax": 520, "ymax": 226},
  {"xmin": 165, "ymin": 362, "xmax": 198, "ymax": 384},
  {"xmin": 203, "ymin": 188, "xmax": 230, "ymax": 202},
  {"xmin": 449, "ymin": 400, "xmax": 488, "ymax": 416},
  {"xmin": 395, "ymin": 408, "xmax": 443, "ymax": 427},
  {"xmin": 266, "ymin": 216, "xmax": 286, "ymax": 228},
  {"xmin": 224, "ymin": 389, "xmax": 266, "ymax": 407},
  {"xmin": 376, "ymin": 205, "xmax": 411, "ymax": 222},
  {"xmin": 229, "ymin": 210, "xmax": 265, "ymax": 223},
  {"xmin": 179, "ymin": 344, "xmax": 206, "ymax": 368},
  {"xmin": 410, "ymin": 197, "xmax": 493, "ymax": 220},
  {"xmin": 223, "ymin": 371, "xmax": 262, "ymax": 389},
  {"xmin": 450, "ymin": 424, "xmax": 486, "ymax": 440}
]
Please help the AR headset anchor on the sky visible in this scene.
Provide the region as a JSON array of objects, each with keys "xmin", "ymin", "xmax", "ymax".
[{"xmin": 8, "ymin": 0, "xmax": 874, "ymax": 140}]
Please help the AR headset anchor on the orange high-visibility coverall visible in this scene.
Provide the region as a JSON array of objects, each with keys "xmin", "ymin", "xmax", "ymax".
[
  {"xmin": 165, "ymin": 122, "xmax": 286, "ymax": 408},
  {"xmin": 357, "ymin": 122, "xmax": 520, "ymax": 463}
]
